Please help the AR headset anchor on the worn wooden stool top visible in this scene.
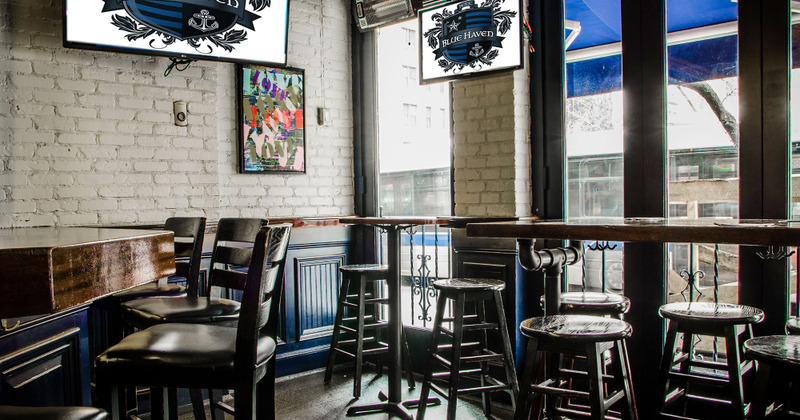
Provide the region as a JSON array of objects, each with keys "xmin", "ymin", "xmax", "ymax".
[
  {"xmin": 659, "ymin": 302, "xmax": 765, "ymax": 325},
  {"xmin": 786, "ymin": 317, "xmax": 800, "ymax": 335},
  {"xmin": 744, "ymin": 335, "xmax": 800, "ymax": 369},
  {"xmin": 520, "ymin": 314, "xmax": 632, "ymax": 342},
  {"xmin": 433, "ymin": 277, "xmax": 505, "ymax": 292},
  {"xmin": 560, "ymin": 291, "xmax": 631, "ymax": 316}
]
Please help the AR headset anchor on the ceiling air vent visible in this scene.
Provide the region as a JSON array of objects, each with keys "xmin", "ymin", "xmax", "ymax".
[{"xmin": 354, "ymin": 0, "xmax": 422, "ymax": 31}]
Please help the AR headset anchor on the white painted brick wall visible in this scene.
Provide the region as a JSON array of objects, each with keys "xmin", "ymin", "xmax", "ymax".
[
  {"xmin": 0, "ymin": 0, "xmax": 355, "ymax": 227},
  {"xmin": 452, "ymin": 69, "xmax": 531, "ymax": 217}
]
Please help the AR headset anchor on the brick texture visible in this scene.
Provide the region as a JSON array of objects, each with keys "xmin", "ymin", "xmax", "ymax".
[
  {"xmin": 452, "ymin": 69, "xmax": 531, "ymax": 217},
  {"xmin": 0, "ymin": 0, "xmax": 355, "ymax": 227}
]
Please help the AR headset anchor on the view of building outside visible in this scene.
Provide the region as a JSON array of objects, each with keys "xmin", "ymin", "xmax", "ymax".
[
  {"xmin": 375, "ymin": 20, "xmax": 453, "ymax": 327},
  {"xmin": 376, "ymin": 21, "xmax": 452, "ymax": 218}
]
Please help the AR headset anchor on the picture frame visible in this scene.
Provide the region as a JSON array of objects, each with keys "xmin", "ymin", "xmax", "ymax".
[
  {"xmin": 418, "ymin": 0, "xmax": 524, "ymax": 85},
  {"xmin": 238, "ymin": 64, "xmax": 306, "ymax": 174}
]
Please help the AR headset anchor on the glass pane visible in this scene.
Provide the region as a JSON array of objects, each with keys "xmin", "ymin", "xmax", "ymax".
[
  {"xmin": 665, "ymin": 1, "xmax": 738, "ymax": 366},
  {"xmin": 375, "ymin": 21, "xmax": 452, "ymax": 328},
  {"xmin": 792, "ymin": 21, "xmax": 800, "ymax": 318},
  {"xmin": 565, "ymin": 1, "xmax": 624, "ymax": 293}
]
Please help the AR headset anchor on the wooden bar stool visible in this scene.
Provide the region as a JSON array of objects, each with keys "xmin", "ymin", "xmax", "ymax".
[
  {"xmin": 743, "ymin": 335, "xmax": 800, "ymax": 419},
  {"xmin": 324, "ymin": 264, "xmax": 415, "ymax": 398},
  {"xmin": 416, "ymin": 278, "xmax": 518, "ymax": 420},
  {"xmin": 514, "ymin": 314, "xmax": 637, "ymax": 420},
  {"xmin": 657, "ymin": 302, "xmax": 764, "ymax": 420},
  {"xmin": 786, "ymin": 317, "xmax": 800, "ymax": 335}
]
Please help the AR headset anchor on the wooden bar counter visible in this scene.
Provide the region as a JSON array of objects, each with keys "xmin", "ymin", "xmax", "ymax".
[{"xmin": 0, "ymin": 227, "xmax": 175, "ymax": 319}]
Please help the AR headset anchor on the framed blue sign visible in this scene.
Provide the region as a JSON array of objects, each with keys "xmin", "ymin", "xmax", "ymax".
[{"xmin": 419, "ymin": 0, "xmax": 523, "ymax": 84}]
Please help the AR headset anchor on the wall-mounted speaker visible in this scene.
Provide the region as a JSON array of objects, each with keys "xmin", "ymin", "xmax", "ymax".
[{"xmin": 353, "ymin": 0, "xmax": 422, "ymax": 31}]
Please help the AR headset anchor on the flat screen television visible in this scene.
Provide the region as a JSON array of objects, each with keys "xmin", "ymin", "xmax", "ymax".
[
  {"xmin": 64, "ymin": 0, "xmax": 289, "ymax": 67},
  {"xmin": 418, "ymin": 0, "xmax": 523, "ymax": 85}
]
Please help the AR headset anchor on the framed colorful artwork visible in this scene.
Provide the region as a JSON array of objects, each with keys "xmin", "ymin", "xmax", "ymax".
[{"xmin": 238, "ymin": 64, "xmax": 305, "ymax": 173}]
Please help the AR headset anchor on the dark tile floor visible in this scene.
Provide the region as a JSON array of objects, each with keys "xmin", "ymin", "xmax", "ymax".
[{"xmin": 180, "ymin": 366, "xmax": 514, "ymax": 419}]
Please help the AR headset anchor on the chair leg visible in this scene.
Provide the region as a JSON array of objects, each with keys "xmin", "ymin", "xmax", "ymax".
[
  {"xmin": 233, "ymin": 383, "xmax": 255, "ymax": 420},
  {"xmin": 210, "ymin": 389, "xmax": 226, "ymax": 420},
  {"xmin": 417, "ymin": 291, "xmax": 449, "ymax": 420},
  {"xmin": 167, "ymin": 387, "xmax": 179, "ymax": 420},
  {"xmin": 257, "ymin": 357, "xmax": 277, "ymax": 420},
  {"xmin": 189, "ymin": 388, "xmax": 206, "ymax": 420},
  {"xmin": 150, "ymin": 387, "xmax": 166, "ymax": 420},
  {"xmin": 324, "ymin": 275, "xmax": 350, "ymax": 385}
]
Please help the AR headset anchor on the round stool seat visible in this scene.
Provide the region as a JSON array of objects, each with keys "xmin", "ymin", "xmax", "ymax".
[
  {"xmin": 786, "ymin": 317, "xmax": 800, "ymax": 335},
  {"xmin": 433, "ymin": 277, "xmax": 505, "ymax": 292},
  {"xmin": 0, "ymin": 406, "xmax": 108, "ymax": 420},
  {"xmin": 339, "ymin": 264, "xmax": 388, "ymax": 282},
  {"xmin": 520, "ymin": 314, "xmax": 632, "ymax": 342},
  {"xmin": 659, "ymin": 302, "xmax": 764, "ymax": 325},
  {"xmin": 744, "ymin": 335, "xmax": 800, "ymax": 368},
  {"xmin": 560, "ymin": 292, "xmax": 631, "ymax": 316}
]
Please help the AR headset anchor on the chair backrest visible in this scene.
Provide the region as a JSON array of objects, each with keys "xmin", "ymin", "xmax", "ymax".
[
  {"xmin": 206, "ymin": 218, "xmax": 268, "ymax": 296},
  {"xmin": 164, "ymin": 216, "xmax": 207, "ymax": 297},
  {"xmin": 235, "ymin": 224, "xmax": 292, "ymax": 378}
]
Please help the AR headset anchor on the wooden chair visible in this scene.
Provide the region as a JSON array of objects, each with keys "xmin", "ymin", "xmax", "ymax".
[
  {"xmin": 111, "ymin": 216, "xmax": 207, "ymax": 302},
  {"xmin": 95, "ymin": 224, "xmax": 291, "ymax": 420},
  {"xmin": 120, "ymin": 218, "xmax": 266, "ymax": 329}
]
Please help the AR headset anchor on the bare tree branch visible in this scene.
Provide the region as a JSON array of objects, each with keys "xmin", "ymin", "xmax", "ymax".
[{"xmin": 679, "ymin": 81, "xmax": 739, "ymax": 148}]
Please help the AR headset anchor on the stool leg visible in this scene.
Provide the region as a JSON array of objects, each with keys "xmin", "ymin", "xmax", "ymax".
[
  {"xmin": 418, "ymin": 291, "xmax": 449, "ymax": 420},
  {"xmin": 724, "ymin": 325, "xmax": 746, "ymax": 420},
  {"xmin": 445, "ymin": 292, "xmax": 466, "ymax": 420},
  {"xmin": 353, "ymin": 276, "xmax": 367, "ymax": 398},
  {"xmin": 658, "ymin": 320, "xmax": 680, "ymax": 414},
  {"xmin": 749, "ymin": 361, "xmax": 771, "ymax": 420},
  {"xmin": 476, "ymin": 299, "xmax": 492, "ymax": 416},
  {"xmin": 401, "ymin": 325, "xmax": 416, "ymax": 389},
  {"xmin": 586, "ymin": 342, "xmax": 606, "ymax": 419},
  {"xmin": 324, "ymin": 273, "xmax": 350, "ymax": 385},
  {"xmin": 514, "ymin": 337, "xmax": 541, "ymax": 420},
  {"xmin": 189, "ymin": 388, "xmax": 206, "ymax": 420},
  {"xmin": 615, "ymin": 339, "xmax": 638, "ymax": 420},
  {"xmin": 493, "ymin": 290, "xmax": 519, "ymax": 410}
]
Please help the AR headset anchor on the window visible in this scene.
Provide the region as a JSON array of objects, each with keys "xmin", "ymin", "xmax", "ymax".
[
  {"xmin": 402, "ymin": 27, "xmax": 416, "ymax": 49},
  {"xmin": 425, "ymin": 107, "xmax": 431, "ymax": 128},
  {"xmin": 403, "ymin": 104, "xmax": 417, "ymax": 126}
]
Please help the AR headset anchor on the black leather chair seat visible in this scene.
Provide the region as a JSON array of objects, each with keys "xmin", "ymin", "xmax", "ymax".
[
  {"xmin": 95, "ymin": 323, "xmax": 275, "ymax": 388},
  {"xmin": 111, "ymin": 282, "xmax": 186, "ymax": 301},
  {"xmin": 121, "ymin": 297, "xmax": 240, "ymax": 329},
  {"xmin": 0, "ymin": 406, "xmax": 108, "ymax": 420}
]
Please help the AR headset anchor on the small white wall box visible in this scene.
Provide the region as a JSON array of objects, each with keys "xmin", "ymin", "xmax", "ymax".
[{"xmin": 173, "ymin": 101, "xmax": 188, "ymax": 127}]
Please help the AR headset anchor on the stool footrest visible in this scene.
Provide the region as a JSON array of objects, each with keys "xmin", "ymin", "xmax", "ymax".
[
  {"xmin": 667, "ymin": 370, "xmax": 731, "ymax": 387},
  {"xmin": 457, "ymin": 350, "xmax": 505, "ymax": 364},
  {"xmin": 554, "ymin": 406, "xmax": 620, "ymax": 419},
  {"xmin": 531, "ymin": 379, "xmax": 590, "ymax": 400}
]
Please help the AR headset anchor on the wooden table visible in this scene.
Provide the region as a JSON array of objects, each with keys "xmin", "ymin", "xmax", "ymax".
[
  {"xmin": 339, "ymin": 217, "xmax": 446, "ymax": 419},
  {"xmin": 0, "ymin": 227, "xmax": 176, "ymax": 319}
]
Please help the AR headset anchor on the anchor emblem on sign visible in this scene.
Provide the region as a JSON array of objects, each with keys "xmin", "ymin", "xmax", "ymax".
[
  {"xmin": 188, "ymin": 9, "xmax": 219, "ymax": 32},
  {"xmin": 469, "ymin": 43, "xmax": 485, "ymax": 57}
]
